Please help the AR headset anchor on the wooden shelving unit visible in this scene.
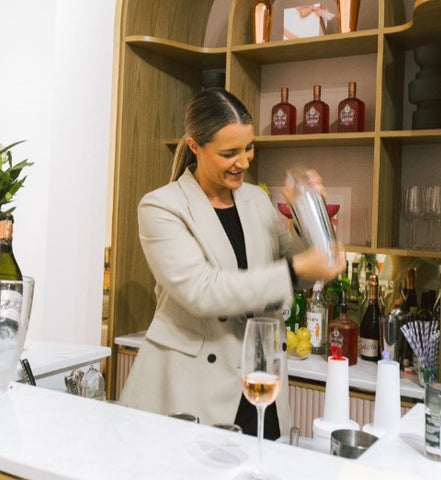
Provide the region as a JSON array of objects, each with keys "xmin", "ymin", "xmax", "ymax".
[{"xmin": 107, "ymin": 0, "xmax": 441, "ymax": 398}]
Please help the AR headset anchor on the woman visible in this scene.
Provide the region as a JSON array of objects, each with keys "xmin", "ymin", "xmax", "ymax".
[{"xmin": 120, "ymin": 88, "xmax": 345, "ymax": 438}]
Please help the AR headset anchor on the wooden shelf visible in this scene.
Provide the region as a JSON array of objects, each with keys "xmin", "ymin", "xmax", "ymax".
[
  {"xmin": 231, "ymin": 30, "xmax": 379, "ymax": 64},
  {"xmin": 165, "ymin": 133, "xmax": 376, "ymax": 149},
  {"xmin": 385, "ymin": 0, "xmax": 441, "ymax": 49},
  {"xmin": 380, "ymin": 130, "xmax": 441, "ymax": 144},
  {"xmin": 126, "ymin": 35, "xmax": 226, "ymax": 68}
]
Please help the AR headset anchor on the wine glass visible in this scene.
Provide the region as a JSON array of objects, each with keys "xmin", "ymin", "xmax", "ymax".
[
  {"xmin": 240, "ymin": 317, "xmax": 284, "ymax": 479},
  {"xmin": 401, "ymin": 185, "xmax": 422, "ymax": 248}
]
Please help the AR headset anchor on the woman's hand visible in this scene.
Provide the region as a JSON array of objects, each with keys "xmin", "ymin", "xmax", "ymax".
[{"xmin": 292, "ymin": 243, "xmax": 346, "ymax": 283}]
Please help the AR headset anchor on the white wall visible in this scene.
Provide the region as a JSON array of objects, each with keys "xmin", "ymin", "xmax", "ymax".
[{"xmin": 0, "ymin": 0, "xmax": 117, "ymax": 345}]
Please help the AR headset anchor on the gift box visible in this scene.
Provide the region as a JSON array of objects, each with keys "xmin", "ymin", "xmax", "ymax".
[{"xmin": 284, "ymin": 3, "xmax": 334, "ymax": 39}]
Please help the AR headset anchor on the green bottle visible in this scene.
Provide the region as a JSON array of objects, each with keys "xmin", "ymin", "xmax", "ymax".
[
  {"xmin": 0, "ymin": 215, "xmax": 22, "ymax": 280},
  {"xmin": 283, "ymin": 290, "xmax": 306, "ymax": 332}
]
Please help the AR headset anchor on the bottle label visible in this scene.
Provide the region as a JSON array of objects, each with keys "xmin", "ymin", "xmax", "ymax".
[
  {"xmin": 306, "ymin": 311, "xmax": 323, "ymax": 347},
  {"xmin": 360, "ymin": 337, "xmax": 378, "ymax": 358},
  {"xmin": 305, "ymin": 106, "xmax": 320, "ymax": 128},
  {"xmin": 0, "ymin": 289, "xmax": 23, "ymax": 348},
  {"xmin": 272, "ymin": 108, "xmax": 287, "ymax": 129},
  {"xmin": 425, "ymin": 413, "xmax": 441, "ymax": 456},
  {"xmin": 339, "ymin": 103, "xmax": 355, "ymax": 126}
]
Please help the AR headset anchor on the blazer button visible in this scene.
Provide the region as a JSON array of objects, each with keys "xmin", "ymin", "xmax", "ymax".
[
  {"xmin": 207, "ymin": 354, "xmax": 217, "ymax": 363},
  {"xmin": 218, "ymin": 316, "xmax": 227, "ymax": 322}
]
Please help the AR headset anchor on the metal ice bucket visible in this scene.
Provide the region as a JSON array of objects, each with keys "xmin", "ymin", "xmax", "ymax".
[
  {"xmin": 330, "ymin": 429, "xmax": 378, "ymax": 459},
  {"xmin": 286, "ymin": 171, "xmax": 336, "ymax": 264}
]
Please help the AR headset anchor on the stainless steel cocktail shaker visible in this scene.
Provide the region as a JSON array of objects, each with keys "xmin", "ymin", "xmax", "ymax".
[{"xmin": 286, "ymin": 171, "xmax": 336, "ymax": 265}]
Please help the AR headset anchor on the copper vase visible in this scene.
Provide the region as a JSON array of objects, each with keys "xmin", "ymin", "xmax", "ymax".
[
  {"xmin": 252, "ymin": 1, "xmax": 273, "ymax": 43},
  {"xmin": 337, "ymin": 0, "xmax": 360, "ymax": 33}
]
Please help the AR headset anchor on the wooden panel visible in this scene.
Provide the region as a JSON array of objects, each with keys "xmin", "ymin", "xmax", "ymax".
[{"xmin": 124, "ymin": 0, "xmax": 215, "ymax": 46}]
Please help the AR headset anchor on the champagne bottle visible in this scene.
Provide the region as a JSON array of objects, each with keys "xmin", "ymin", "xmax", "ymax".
[
  {"xmin": 347, "ymin": 261, "xmax": 364, "ymax": 326},
  {"xmin": 360, "ymin": 274, "xmax": 382, "ymax": 362},
  {"xmin": 0, "ymin": 215, "xmax": 22, "ymax": 280},
  {"xmin": 306, "ymin": 281, "xmax": 328, "ymax": 354}
]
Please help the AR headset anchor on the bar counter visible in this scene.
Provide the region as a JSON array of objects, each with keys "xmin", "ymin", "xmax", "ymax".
[{"xmin": 0, "ymin": 383, "xmax": 439, "ymax": 480}]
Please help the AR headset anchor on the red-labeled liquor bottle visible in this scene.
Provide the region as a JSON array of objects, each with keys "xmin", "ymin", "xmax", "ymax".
[
  {"xmin": 271, "ymin": 87, "xmax": 296, "ymax": 135},
  {"xmin": 328, "ymin": 292, "xmax": 358, "ymax": 365},
  {"xmin": 337, "ymin": 81, "xmax": 365, "ymax": 132},
  {"xmin": 360, "ymin": 274, "xmax": 382, "ymax": 362},
  {"xmin": 303, "ymin": 85, "xmax": 329, "ymax": 134}
]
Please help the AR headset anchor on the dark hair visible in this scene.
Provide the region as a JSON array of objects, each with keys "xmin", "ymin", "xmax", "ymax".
[{"xmin": 170, "ymin": 88, "xmax": 253, "ymax": 182}]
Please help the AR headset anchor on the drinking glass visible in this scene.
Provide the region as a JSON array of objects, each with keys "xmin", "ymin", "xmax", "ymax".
[
  {"xmin": 427, "ymin": 185, "xmax": 441, "ymax": 250},
  {"xmin": 401, "ymin": 185, "xmax": 422, "ymax": 248},
  {"xmin": 0, "ymin": 277, "xmax": 34, "ymax": 393},
  {"xmin": 240, "ymin": 317, "xmax": 284, "ymax": 479}
]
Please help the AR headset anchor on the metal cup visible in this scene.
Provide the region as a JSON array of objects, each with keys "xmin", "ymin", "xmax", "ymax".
[{"xmin": 330, "ymin": 429, "xmax": 378, "ymax": 459}]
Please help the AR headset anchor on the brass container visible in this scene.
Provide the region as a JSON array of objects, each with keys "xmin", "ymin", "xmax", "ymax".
[
  {"xmin": 337, "ymin": 0, "xmax": 360, "ymax": 33},
  {"xmin": 252, "ymin": 1, "xmax": 273, "ymax": 43}
]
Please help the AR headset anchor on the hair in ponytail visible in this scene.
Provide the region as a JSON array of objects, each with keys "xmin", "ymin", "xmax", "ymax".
[{"xmin": 169, "ymin": 88, "xmax": 253, "ymax": 182}]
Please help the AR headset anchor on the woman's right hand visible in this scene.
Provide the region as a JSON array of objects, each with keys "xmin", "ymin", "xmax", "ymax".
[{"xmin": 292, "ymin": 243, "xmax": 346, "ymax": 283}]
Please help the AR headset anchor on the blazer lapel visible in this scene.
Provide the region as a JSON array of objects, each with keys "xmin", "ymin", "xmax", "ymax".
[{"xmin": 178, "ymin": 169, "xmax": 238, "ymax": 270}]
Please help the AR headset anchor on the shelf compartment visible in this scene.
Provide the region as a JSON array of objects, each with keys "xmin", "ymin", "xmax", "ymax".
[
  {"xmin": 126, "ymin": 35, "xmax": 227, "ymax": 68},
  {"xmin": 230, "ymin": 30, "xmax": 379, "ymax": 64},
  {"xmin": 384, "ymin": 0, "xmax": 441, "ymax": 49}
]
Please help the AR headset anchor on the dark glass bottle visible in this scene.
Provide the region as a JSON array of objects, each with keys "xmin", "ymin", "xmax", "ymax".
[
  {"xmin": 271, "ymin": 87, "xmax": 296, "ymax": 135},
  {"xmin": 347, "ymin": 261, "xmax": 364, "ymax": 326},
  {"xmin": 303, "ymin": 85, "xmax": 329, "ymax": 134},
  {"xmin": 337, "ymin": 81, "xmax": 365, "ymax": 132},
  {"xmin": 283, "ymin": 290, "xmax": 306, "ymax": 332},
  {"xmin": 360, "ymin": 274, "xmax": 382, "ymax": 362},
  {"xmin": 328, "ymin": 292, "xmax": 358, "ymax": 365},
  {"xmin": 400, "ymin": 267, "xmax": 419, "ymax": 369},
  {"xmin": 416, "ymin": 290, "xmax": 436, "ymax": 322},
  {"xmin": 0, "ymin": 216, "xmax": 22, "ymax": 280}
]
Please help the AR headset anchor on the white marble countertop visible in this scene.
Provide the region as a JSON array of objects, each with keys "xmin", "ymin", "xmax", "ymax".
[
  {"xmin": 0, "ymin": 383, "xmax": 438, "ymax": 480},
  {"xmin": 16, "ymin": 342, "xmax": 111, "ymax": 382},
  {"xmin": 114, "ymin": 331, "xmax": 424, "ymax": 400}
]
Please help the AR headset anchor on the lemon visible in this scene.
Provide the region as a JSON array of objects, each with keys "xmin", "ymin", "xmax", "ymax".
[
  {"xmin": 297, "ymin": 339, "xmax": 312, "ymax": 358},
  {"xmin": 286, "ymin": 330, "xmax": 298, "ymax": 355},
  {"xmin": 296, "ymin": 327, "xmax": 311, "ymax": 342}
]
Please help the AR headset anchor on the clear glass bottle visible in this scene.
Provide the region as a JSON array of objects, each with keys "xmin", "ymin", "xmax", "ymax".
[
  {"xmin": 425, "ymin": 382, "xmax": 441, "ymax": 461},
  {"xmin": 271, "ymin": 87, "xmax": 297, "ymax": 135},
  {"xmin": 0, "ymin": 215, "xmax": 22, "ymax": 280},
  {"xmin": 360, "ymin": 274, "xmax": 382, "ymax": 362},
  {"xmin": 337, "ymin": 81, "xmax": 365, "ymax": 132},
  {"xmin": 306, "ymin": 281, "xmax": 328, "ymax": 354},
  {"xmin": 303, "ymin": 85, "xmax": 329, "ymax": 134},
  {"xmin": 346, "ymin": 261, "xmax": 364, "ymax": 326}
]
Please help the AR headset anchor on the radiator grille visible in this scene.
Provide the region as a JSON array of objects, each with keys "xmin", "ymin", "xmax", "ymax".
[{"xmin": 116, "ymin": 349, "xmax": 137, "ymax": 400}]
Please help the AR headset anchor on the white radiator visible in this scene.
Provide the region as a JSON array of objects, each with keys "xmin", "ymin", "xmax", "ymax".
[{"xmin": 116, "ymin": 349, "xmax": 137, "ymax": 400}]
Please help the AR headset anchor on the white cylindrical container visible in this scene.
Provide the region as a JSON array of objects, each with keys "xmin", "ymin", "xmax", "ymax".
[
  {"xmin": 363, "ymin": 359, "xmax": 401, "ymax": 437},
  {"xmin": 313, "ymin": 356, "xmax": 359, "ymax": 444}
]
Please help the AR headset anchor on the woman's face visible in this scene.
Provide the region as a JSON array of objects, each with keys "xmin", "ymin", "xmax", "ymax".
[{"xmin": 188, "ymin": 122, "xmax": 255, "ymax": 199}]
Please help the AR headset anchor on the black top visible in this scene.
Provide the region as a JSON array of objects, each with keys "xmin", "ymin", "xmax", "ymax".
[{"xmin": 214, "ymin": 205, "xmax": 281, "ymax": 440}]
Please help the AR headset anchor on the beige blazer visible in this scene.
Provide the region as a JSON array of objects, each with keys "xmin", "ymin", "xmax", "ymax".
[{"xmin": 120, "ymin": 167, "xmax": 302, "ymax": 435}]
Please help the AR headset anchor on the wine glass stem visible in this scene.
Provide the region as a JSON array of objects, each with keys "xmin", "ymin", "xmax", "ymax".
[{"xmin": 256, "ymin": 404, "xmax": 266, "ymax": 465}]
